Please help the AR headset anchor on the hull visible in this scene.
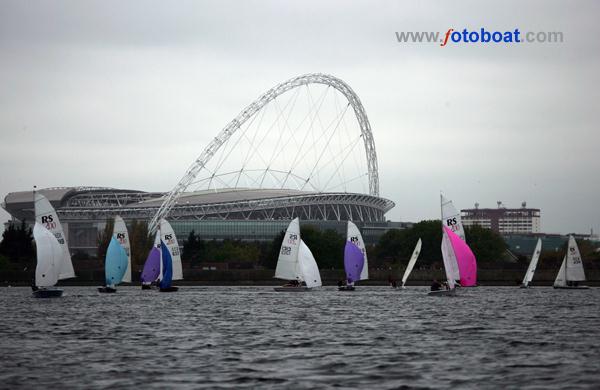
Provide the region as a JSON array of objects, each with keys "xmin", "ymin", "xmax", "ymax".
[
  {"xmin": 338, "ymin": 286, "xmax": 356, "ymax": 291},
  {"xmin": 141, "ymin": 284, "xmax": 155, "ymax": 290},
  {"xmin": 427, "ymin": 289, "xmax": 456, "ymax": 297},
  {"xmin": 159, "ymin": 286, "xmax": 179, "ymax": 292},
  {"xmin": 273, "ymin": 286, "xmax": 312, "ymax": 292},
  {"xmin": 98, "ymin": 286, "xmax": 117, "ymax": 293},
  {"xmin": 519, "ymin": 285, "xmax": 529, "ymax": 289},
  {"xmin": 32, "ymin": 288, "xmax": 63, "ymax": 298},
  {"xmin": 553, "ymin": 285, "xmax": 589, "ymax": 290}
]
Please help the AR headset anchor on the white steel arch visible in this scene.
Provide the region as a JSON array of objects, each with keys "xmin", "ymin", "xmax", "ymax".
[{"xmin": 149, "ymin": 73, "xmax": 380, "ymax": 233}]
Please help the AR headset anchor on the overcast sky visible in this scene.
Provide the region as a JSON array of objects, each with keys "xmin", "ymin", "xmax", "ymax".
[{"xmin": 1, "ymin": 0, "xmax": 598, "ymax": 234}]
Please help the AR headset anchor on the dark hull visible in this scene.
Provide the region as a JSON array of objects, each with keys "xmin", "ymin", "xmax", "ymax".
[
  {"xmin": 338, "ymin": 286, "xmax": 356, "ymax": 291},
  {"xmin": 427, "ymin": 289, "xmax": 456, "ymax": 297},
  {"xmin": 98, "ymin": 286, "xmax": 117, "ymax": 293},
  {"xmin": 32, "ymin": 288, "xmax": 63, "ymax": 298},
  {"xmin": 141, "ymin": 284, "xmax": 154, "ymax": 290},
  {"xmin": 159, "ymin": 286, "xmax": 179, "ymax": 292},
  {"xmin": 553, "ymin": 285, "xmax": 589, "ymax": 289},
  {"xmin": 273, "ymin": 286, "xmax": 312, "ymax": 292}
]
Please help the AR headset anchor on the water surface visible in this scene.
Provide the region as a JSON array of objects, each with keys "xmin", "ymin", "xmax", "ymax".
[{"xmin": 1, "ymin": 286, "xmax": 599, "ymax": 389}]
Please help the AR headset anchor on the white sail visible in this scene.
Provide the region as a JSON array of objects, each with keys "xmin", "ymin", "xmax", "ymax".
[
  {"xmin": 298, "ymin": 240, "xmax": 322, "ymax": 288},
  {"xmin": 401, "ymin": 238, "xmax": 422, "ymax": 287},
  {"xmin": 441, "ymin": 194, "xmax": 465, "ymax": 241},
  {"xmin": 113, "ymin": 216, "xmax": 131, "ymax": 283},
  {"xmin": 565, "ymin": 235, "xmax": 586, "ymax": 282},
  {"xmin": 521, "ymin": 238, "xmax": 542, "ymax": 287},
  {"xmin": 441, "ymin": 229, "xmax": 459, "ymax": 289},
  {"xmin": 34, "ymin": 193, "xmax": 75, "ymax": 279},
  {"xmin": 33, "ymin": 222, "xmax": 62, "ymax": 287},
  {"xmin": 159, "ymin": 219, "xmax": 183, "ymax": 280},
  {"xmin": 347, "ymin": 221, "xmax": 368, "ymax": 280},
  {"xmin": 275, "ymin": 218, "xmax": 301, "ymax": 281},
  {"xmin": 553, "ymin": 256, "xmax": 567, "ymax": 287}
]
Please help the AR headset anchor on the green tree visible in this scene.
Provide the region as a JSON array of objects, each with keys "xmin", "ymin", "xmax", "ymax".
[
  {"xmin": 129, "ymin": 220, "xmax": 154, "ymax": 274},
  {"xmin": 0, "ymin": 220, "xmax": 34, "ymax": 262},
  {"xmin": 97, "ymin": 218, "xmax": 114, "ymax": 261},
  {"xmin": 463, "ymin": 225, "xmax": 508, "ymax": 265}
]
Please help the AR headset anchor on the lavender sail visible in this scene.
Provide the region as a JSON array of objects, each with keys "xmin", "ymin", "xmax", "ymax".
[
  {"xmin": 344, "ymin": 241, "xmax": 364, "ymax": 285},
  {"xmin": 141, "ymin": 247, "xmax": 161, "ymax": 284}
]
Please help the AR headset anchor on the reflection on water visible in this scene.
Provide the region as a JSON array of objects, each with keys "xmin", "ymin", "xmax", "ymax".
[{"xmin": 1, "ymin": 286, "xmax": 599, "ymax": 389}]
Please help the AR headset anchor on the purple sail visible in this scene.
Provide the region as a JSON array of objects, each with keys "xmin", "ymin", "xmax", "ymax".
[
  {"xmin": 344, "ymin": 241, "xmax": 364, "ymax": 284},
  {"xmin": 141, "ymin": 247, "xmax": 161, "ymax": 283}
]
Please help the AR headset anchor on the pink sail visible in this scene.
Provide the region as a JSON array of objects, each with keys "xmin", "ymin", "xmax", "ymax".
[{"xmin": 443, "ymin": 226, "xmax": 477, "ymax": 286}]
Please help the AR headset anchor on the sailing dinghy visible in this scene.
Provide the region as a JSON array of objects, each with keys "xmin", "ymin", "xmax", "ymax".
[
  {"xmin": 399, "ymin": 239, "xmax": 422, "ymax": 289},
  {"xmin": 553, "ymin": 236, "xmax": 589, "ymax": 289},
  {"xmin": 98, "ymin": 216, "xmax": 131, "ymax": 293},
  {"xmin": 32, "ymin": 192, "xmax": 75, "ymax": 297},
  {"xmin": 429, "ymin": 195, "xmax": 477, "ymax": 296},
  {"xmin": 339, "ymin": 221, "xmax": 367, "ymax": 291},
  {"xmin": 274, "ymin": 218, "xmax": 322, "ymax": 291},
  {"xmin": 32, "ymin": 222, "xmax": 65, "ymax": 298},
  {"xmin": 141, "ymin": 246, "xmax": 161, "ymax": 290},
  {"xmin": 520, "ymin": 238, "xmax": 542, "ymax": 288},
  {"xmin": 34, "ymin": 192, "xmax": 75, "ymax": 280}
]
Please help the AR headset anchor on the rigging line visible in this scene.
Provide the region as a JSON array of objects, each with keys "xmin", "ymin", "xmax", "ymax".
[
  {"xmin": 321, "ymin": 135, "xmax": 364, "ymax": 191},
  {"xmin": 207, "ymin": 99, "xmax": 266, "ymax": 188},
  {"xmin": 236, "ymin": 89, "xmax": 300, "ymax": 178},
  {"xmin": 288, "ymin": 99, "xmax": 351, "ymax": 187},
  {"xmin": 300, "ymin": 102, "xmax": 351, "ymax": 192},
  {"xmin": 323, "ymin": 92, "xmax": 350, "ymax": 191},
  {"xmin": 327, "ymin": 172, "xmax": 369, "ymax": 191},
  {"xmin": 268, "ymin": 85, "xmax": 309, "ymax": 165},
  {"xmin": 280, "ymin": 85, "xmax": 331, "ymax": 189},
  {"xmin": 236, "ymin": 97, "xmax": 270, "ymax": 187},
  {"xmin": 266, "ymin": 91, "xmax": 301, "ymax": 169},
  {"xmin": 259, "ymin": 90, "xmax": 301, "ymax": 188}
]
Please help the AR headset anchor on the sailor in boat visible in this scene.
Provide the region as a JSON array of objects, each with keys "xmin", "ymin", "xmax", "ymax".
[
  {"xmin": 337, "ymin": 279, "xmax": 344, "ymax": 288},
  {"xmin": 283, "ymin": 279, "xmax": 301, "ymax": 288},
  {"xmin": 430, "ymin": 279, "xmax": 443, "ymax": 291}
]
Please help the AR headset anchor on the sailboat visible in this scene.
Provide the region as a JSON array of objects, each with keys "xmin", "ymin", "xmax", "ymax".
[
  {"xmin": 155, "ymin": 219, "xmax": 182, "ymax": 292},
  {"xmin": 553, "ymin": 235, "xmax": 589, "ymax": 289},
  {"xmin": 98, "ymin": 216, "xmax": 131, "ymax": 293},
  {"xmin": 429, "ymin": 195, "xmax": 477, "ymax": 296},
  {"xmin": 339, "ymin": 221, "xmax": 367, "ymax": 291},
  {"xmin": 32, "ymin": 222, "xmax": 65, "ymax": 298},
  {"xmin": 34, "ymin": 192, "xmax": 75, "ymax": 280},
  {"xmin": 520, "ymin": 238, "xmax": 542, "ymax": 288},
  {"xmin": 31, "ymin": 191, "xmax": 75, "ymax": 297},
  {"xmin": 399, "ymin": 238, "xmax": 422, "ymax": 289},
  {"xmin": 274, "ymin": 218, "xmax": 322, "ymax": 291},
  {"xmin": 141, "ymin": 247, "xmax": 161, "ymax": 290}
]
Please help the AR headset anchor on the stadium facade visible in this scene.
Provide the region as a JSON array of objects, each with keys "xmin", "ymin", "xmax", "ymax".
[{"xmin": 2, "ymin": 186, "xmax": 402, "ymax": 256}]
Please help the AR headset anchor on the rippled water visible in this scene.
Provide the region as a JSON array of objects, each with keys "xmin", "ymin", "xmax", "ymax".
[{"xmin": 1, "ymin": 286, "xmax": 599, "ymax": 389}]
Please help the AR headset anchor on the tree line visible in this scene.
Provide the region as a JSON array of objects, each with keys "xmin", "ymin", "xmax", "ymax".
[{"xmin": 2, "ymin": 219, "xmax": 598, "ymax": 272}]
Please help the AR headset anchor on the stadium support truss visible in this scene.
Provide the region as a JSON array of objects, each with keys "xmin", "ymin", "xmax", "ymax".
[{"xmin": 149, "ymin": 73, "xmax": 381, "ymax": 233}]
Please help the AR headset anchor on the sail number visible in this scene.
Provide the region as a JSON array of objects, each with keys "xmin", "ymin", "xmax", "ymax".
[
  {"xmin": 281, "ymin": 246, "xmax": 291, "ymax": 255},
  {"xmin": 287, "ymin": 233, "xmax": 298, "ymax": 244},
  {"xmin": 41, "ymin": 215, "xmax": 57, "ymax": 230}
]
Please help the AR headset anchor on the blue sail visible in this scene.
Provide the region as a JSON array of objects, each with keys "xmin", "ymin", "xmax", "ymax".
[
  {"xmin": 105, "ymin": 237, "xmax": 128, "ymax": 287},
  {"xmin": 159, "ymin": 240, "xmax": 173, "ymax": 289}
]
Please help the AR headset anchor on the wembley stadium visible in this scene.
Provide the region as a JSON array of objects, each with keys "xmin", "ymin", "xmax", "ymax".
[{"xmin": 1, "ymin": 74, "xmax": 402, "ymax": 254}]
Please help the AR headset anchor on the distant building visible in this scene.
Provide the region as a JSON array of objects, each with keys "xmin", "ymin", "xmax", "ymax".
[{"xmin": 461, "ymin": 201, "xmax": 541, "ymax": 234}]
